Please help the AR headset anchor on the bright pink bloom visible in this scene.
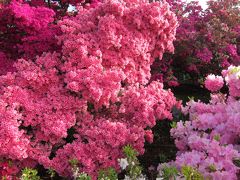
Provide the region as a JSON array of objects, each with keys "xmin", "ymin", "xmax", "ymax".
[
  {"xmin": 145, "ymin": 130, "xmax": 154, "ymax": 143},
  {"xmin": 0, "ymin": 0, "xmax": 179, "ymax": 178},
  {"xmin": 204, "ymin": 74, "xmax": 224, "ymax": 92},
  {"xmin": 195, "ymin": 48, "xmax": 213, "ymax": 63}
]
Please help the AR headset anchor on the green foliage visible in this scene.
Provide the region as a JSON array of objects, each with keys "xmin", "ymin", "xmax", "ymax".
[
  {"xmin": 159, "ymin": 154, "xmax": 168, "ymax": 163},
  {"xmin": 123, "ymin": 145, "xmax": 138, "ymax": 160},
  {"xmin": 21, "ymin": 168, "xmax": 40, "ymax": 180},
  {"xmin": 87, "ymin": 102, "xmax": 95, "ymax": 113},
  {"xmin": 213, "ymin": 134, "xmax": 220, "ymax": 142},
  {"xmin": 123, "ymin": 145, "xmax": 142, "ymax": 180},
  {"xmin": 188, "ymin": 96, "xmax": 195, "ymax": 101},
  {"xmin": 232, "ymin": 158, "xmax": 240, "ymax": 167},
  {"xmin": 47, "ymin": 168, "xmax": 56, "ymax": 178},
  {"xmin": 181, "ymin": 166, "xmax": 204, "ymax": 180},
  {"xmin": 161, "ymin": 165, "xmax": 178, "ymax": 180},
  {"xmin": 77, "ymin": 173, "xmax": 92, "ymax": 180},
  {"xmin": 98, "ymin": 168, "xmax": 118, "ymax": 180},
  {"xmin": 207, "ymin": 164, "xmax": 217, "ymax": 172},
  {"xmin": 7, "ymin": 160, "xmax": 13, "ymax": 167},
  {"xmin": 127, "ymin": 164, "xmax": 142, "ymax": 180},
  {"xmin": 69, "ymin": 158, "xmax": 79, "ymax": 167},
  {"xmin": 170, "ymin": 121, "xmax": 177, "ymax": 129},
  {"xmin": 69, "ymin": 158, "xmax": 91, "ymax": 179},
  {"xmin": 229, "ymin": 66, "xmax": 240, "ymax": 74}
]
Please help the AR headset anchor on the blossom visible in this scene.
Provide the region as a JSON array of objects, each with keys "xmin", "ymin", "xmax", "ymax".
[
  {"xmin": 145, "ymin": 130, "xmax": 154, "ymax": 143},
  {"xmin": 157, "ymin": 0, "xmax": 240, "ymax": 85},
  {"xmin": 204, "ymin": 74, "xmax": 224, "ymax": 92},
  {"xmin": 0, "ymin": 0, "xmax": 179, "ymax": 178},
  {"xmin": 222, "ymin": 66, "xmax": 240, "ymax": 97},
  {"xmin": 58, "ymin": 0, "xmax": 178, "ymax": 85},
  {"xmin": 164, "ymin": 67, "xmax": 240, "ymax": 179},
  {"xmin": 195, "ymin": 48, "xmax": 213, "ymax": 63},
  {"xmin": 118, "ymin": 158, "xmax": 129, "ymax": 170}
]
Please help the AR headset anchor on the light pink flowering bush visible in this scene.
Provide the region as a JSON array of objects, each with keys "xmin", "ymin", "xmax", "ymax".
[
  {"xmin": 160, "ymin": 66, "xmax": 240, "ymax": 179},
  {"xmin": 222, "ymin": 66, "xmax": 240, "ymax": 97},
  {"xmin": 0, "ymin": 0, "xmax": 179, "ymax": 178}
]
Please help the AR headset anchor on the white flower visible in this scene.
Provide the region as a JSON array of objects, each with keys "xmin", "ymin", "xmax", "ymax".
[
  {"xmin": 125, "ymin": 174, "xmax": 147, "ymax": 180},
  {"xmin": 124, "ymin": 175, "xmax": 131, "ymax": 180},
  {"xmin": 137, "ymin": 175, "xmax": 147, "ymax": 180},
  {"xmin": 118, "ymin": 158, "xmax": 129, "ymax": 170},
  {"xmin": 72, "ymin": 167, "xmax": 80, "ymax": 180}
]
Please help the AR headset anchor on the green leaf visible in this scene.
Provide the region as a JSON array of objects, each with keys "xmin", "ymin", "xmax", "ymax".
[
  {"xmin": 98, "ymin": 168, "xmax": 118, "ymax": 180},
  {"xmin": 207, "ymin": 164, "xmax": 217, "ymax": 172},
  {"xmin": 123, "ymin": 145, "xmax": 138, "ymax": 159},
  {"xmin": 161, "ymin": 165, "xmax": 178, "ymax": 180},
  {"xmin": 47, "ymin": 168, "xmax": 56, "ymax": 178},
  {"xmin": 170, "ymin": 121, "xmax": 177, "ymax": 128},
  {"xmin": 213, "ymin": 134, "xmax": 220, "ymax": 142},
  {"xmin": 77, "ymin": 173, "xmax": 91, "ymax": 180},
  {"xmin": 233, "ymin": 158, "xmax": 240, "ymax": 167},
  {"xmin": 181, "ymin": 166, "xmax": 204, "ymax": 180},
  {"xmin": 21, "ymin": 168, "xmax": 40, "ymax": 180},
  {"xmin": 69, "ymin": 158, "xmax": 78, "ymax": 167}
]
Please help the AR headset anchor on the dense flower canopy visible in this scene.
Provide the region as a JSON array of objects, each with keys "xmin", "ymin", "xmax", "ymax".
[
  {"xmin": 166, "ymin": 66, "xmax": 240, "ymax": 180},
  {"xmin": 1, "ymin": 0, "xmax": 239, "ymax": 179},
  {"xmin": 0, "ymin": 0, "xmax": 60, "ymax": 75},
  {"xmin": 151, "ymin": 0, "xmax": 240, "ymax": 86},
  {"xmin": 0, "ymin": 0, "xmax": 179, "ymax": 178}
]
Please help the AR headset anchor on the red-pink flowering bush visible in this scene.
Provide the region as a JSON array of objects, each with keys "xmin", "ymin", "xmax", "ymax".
[
  {"xmin": 0, "ymin": 160, "xmax": 19, "ymax": 179},
  {"xmin": 152, "ymin": 0, "xmax": 240, "ymax": 86},
  {"xmin": 0, "ymin": 0, "xmax": 179, "ymax": 178},
  {"xmin": 0, "ymin": 0, "xmax": 100, "ymax": 76},
  {"xmin": 59, "ymin": 0, "xmax": 178, "ymax": 85},
  {"xmin": 0, "ymin": 0, "xmax": 61, "ymax": 75}
]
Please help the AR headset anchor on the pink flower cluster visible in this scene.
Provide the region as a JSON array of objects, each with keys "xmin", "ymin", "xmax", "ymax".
[
  {"xmin": 59, "ymin": 0, "xmax": 178, "ymax": 85},
  {"xmin": 195, "ymin": 48, "xmax": 213, "ymax": 63},
  {"xmin": 165, "ymin": 66, "xmax": 240, "ymax": 179},
  {"xmin": 153, "ymin": 0, "xmax": 240, "ymax": 86},
  {"xmin": 0, "ymin": 0, "xmax": 61, "ymax": 75},
  {"xmin": 0, "ymin": 160, "xmax": 19, "ymax": 179},
  {"xmin": 0, "ymin": 52, "xmax": 15, "ymax": 76},
  {"xmin": 222, "ymin": 66, "xmax": 240, "ymax": 97},
  {"xmin": 0, "ymin": 0, "xmax": 179, "ymax": 178},
  {"xmin": 204, "ymin": 74, "xmax": 224, "ymax": 92}
]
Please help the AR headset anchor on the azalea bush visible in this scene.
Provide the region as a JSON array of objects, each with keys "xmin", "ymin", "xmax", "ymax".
[
  {"xmin": 0, "ymin": 0, "xmax": 100, "ymax": 76},
  {"xmin": 1, "ymin": 0, "xmax": 240, "ymax": 179},
  {"xmin": 0, "ymin": 0, "xmax": 59, "ymax": 75},
  {"xmin": 158, "ymin": 66, "xmax": 240, "ymax": 179},
  {"xmin": 0, "ymin": 0, "xmax": 180, "ymax": 179},
  {"xmin": 151, "ymin": 0, "xmax": 240, "ymax": 86}
]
